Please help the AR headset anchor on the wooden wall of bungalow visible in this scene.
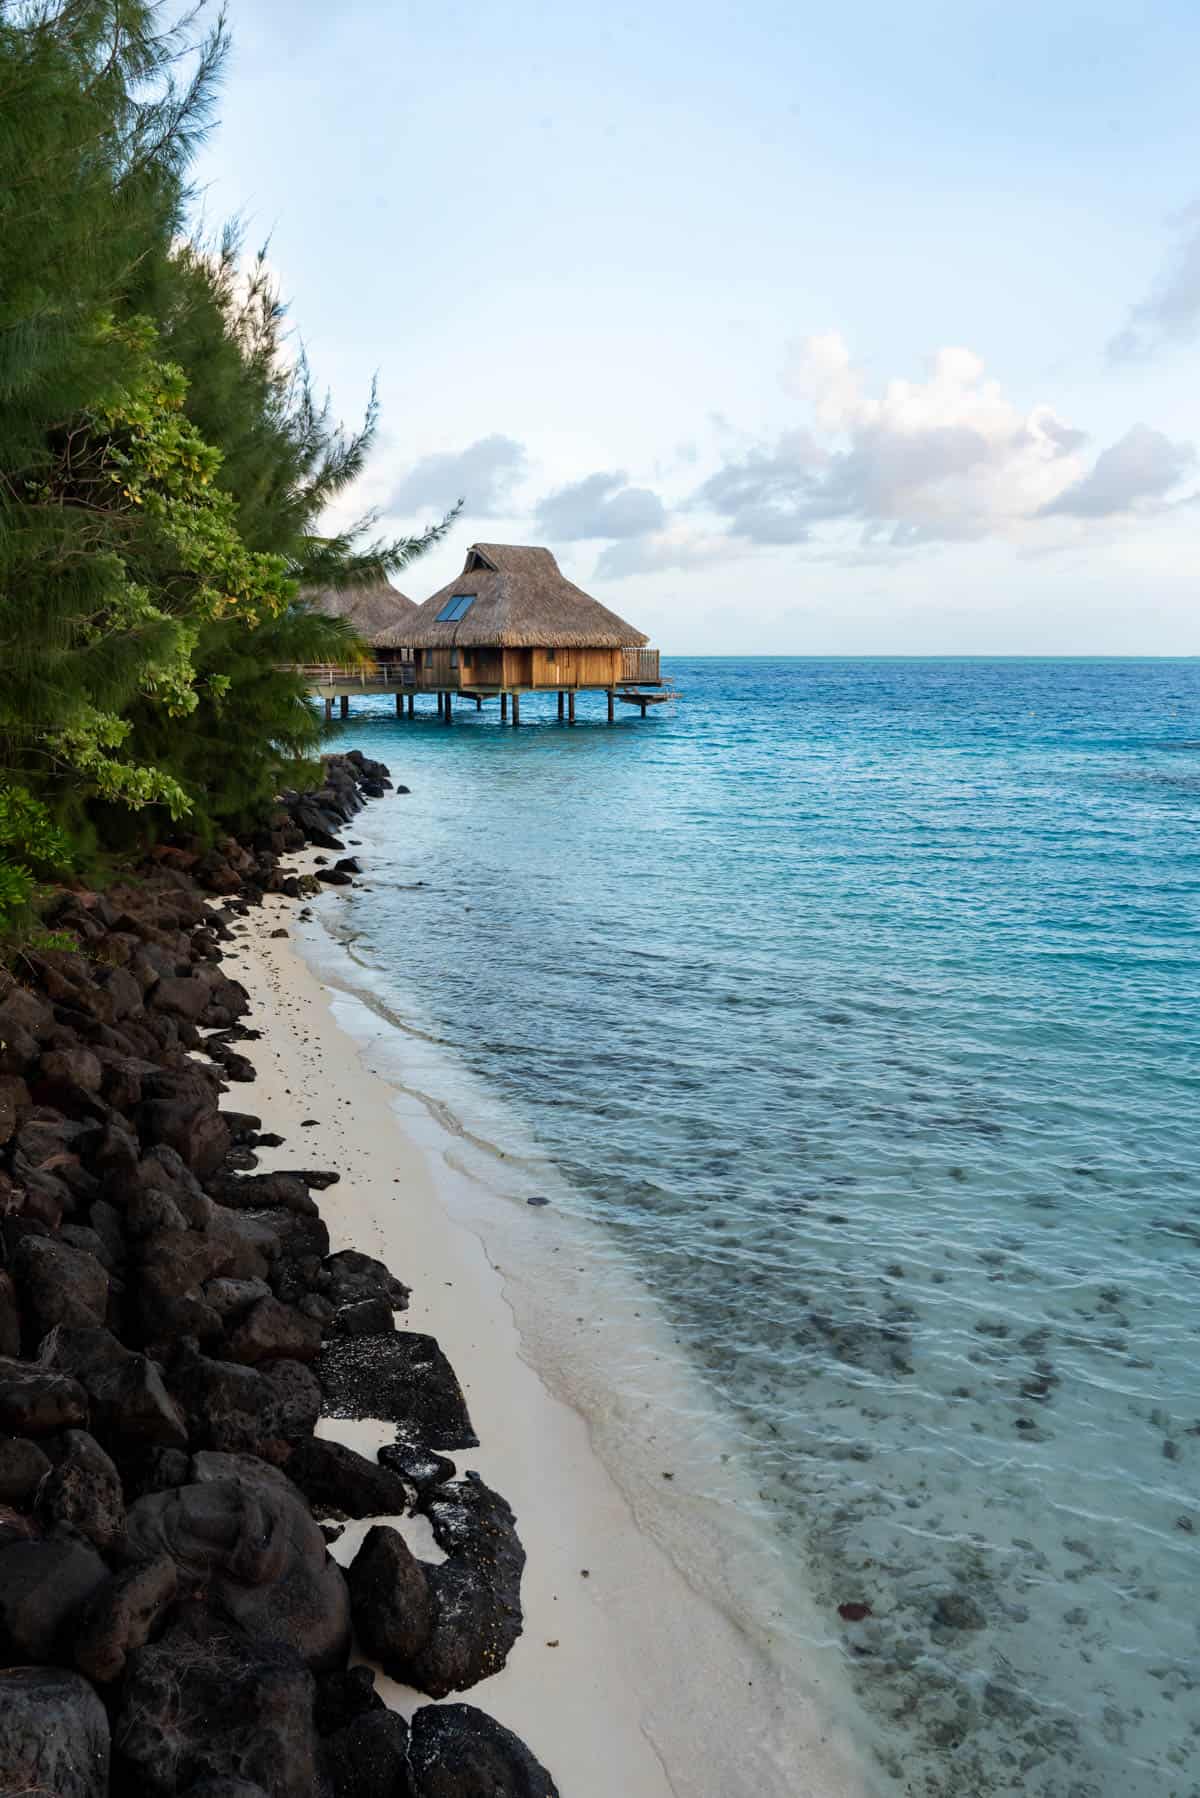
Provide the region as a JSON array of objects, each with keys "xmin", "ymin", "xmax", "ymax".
[{"xmin": 411, "ymin": 645, "xmax": 626, "ymax": 691}]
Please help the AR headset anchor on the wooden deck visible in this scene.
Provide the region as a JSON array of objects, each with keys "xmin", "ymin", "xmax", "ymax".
[{"xmin": 285, "ymin": 658, "xmax": 675, "ymax": 726}]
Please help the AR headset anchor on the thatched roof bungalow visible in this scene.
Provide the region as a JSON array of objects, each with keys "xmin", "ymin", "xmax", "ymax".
[
  {"xmin": 300, "ymin": 576, "xmax": 416, "ymax": 652},
  {"xmin": 403, "ymin": 544, "xmax": 659, "ymax": 695}
]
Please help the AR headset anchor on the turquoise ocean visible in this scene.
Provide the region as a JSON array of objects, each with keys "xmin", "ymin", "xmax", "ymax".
[{"xmin": 308, "ymin": 658, "xmax": 1199, "ymax": 1798}]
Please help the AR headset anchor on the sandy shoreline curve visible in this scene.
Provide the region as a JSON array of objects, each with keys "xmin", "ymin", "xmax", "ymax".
[{"xmin": 219, "ymin": 856, "xmax": 874, "ymax": 1798}]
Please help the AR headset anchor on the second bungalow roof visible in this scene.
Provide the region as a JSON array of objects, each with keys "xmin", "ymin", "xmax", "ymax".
[{"xmin": 398, "ymin": 544, "xmax": 649, "ymax": 650}]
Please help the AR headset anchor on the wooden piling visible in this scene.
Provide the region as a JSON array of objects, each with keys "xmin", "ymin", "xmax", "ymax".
[
  {"xmin": 339, "ymin": 695, "xmax": 349, "ymax": 720},
  {"xmin": 407, "ymin": 694, "xmax": 414, "ymax": 718},
  {"xmin": 324, "ymin": 697, "xmax": 333, "ymax": 722},
  {"xmin": 568, "ymin": 691, "xmax": 576, "ymax": 725},
  {"xmin": 607, "ymin": 688, "xmax": 615, "ymax": 722},
  {"xmin": 395, "ymin": 693, "xmax": 403, "ymax": 716},
  {"xmin": 557, "ymin": 691, "xmax": 564, "ymax": 720},
  {"xmin": 512, "ymin": 692, "xmax": 521, "ymax": 728},
  {"xmin": 501, "ymin": 693, "xmax": 508, "ymax": 722}
]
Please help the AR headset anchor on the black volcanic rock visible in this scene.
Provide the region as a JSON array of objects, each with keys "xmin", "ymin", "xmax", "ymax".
[
  {"xmin": 316, "ymin": 1332, "xmax": 476, "ymax": 1449},
  {"xmin": 0, "ymin": 1666, "xmax": 110, "ymax": 1798},
  {"xmin": 285, "ymin": 1435, "xmax": 413, "ymax": 1519},
  {"xmin": 73, "ymin": 1554, "xmax": 178, "ymax": 1684},
  {"xmin": 115, "ymin": 1611, "xmax": 321, "ymax": 1798},
  {"xmin": 0, "ymin": 1536, "xmax": 109, "ymax": 1663},
  {"xmin": 408, "ymin": 1703, "xmax": 559, "ymax": 1798},
  {"xmin": 346, "ymin": 1475, "xmax": 524, "ymax": 1698},
  {"xmin": 323, "ymin": 1711, "xmax": 412, "ymax": 1798},
  {"xmin": 323, "ymin": 1249, "xmax": 409, "ymax": 1311},
  {"xmin": 124, "ymin": 1476, "xmax": 350, "ymax": 1671},
  {"xmin": 37, "ymin": 1428, "xmax": 125, "ymax": 1553}
]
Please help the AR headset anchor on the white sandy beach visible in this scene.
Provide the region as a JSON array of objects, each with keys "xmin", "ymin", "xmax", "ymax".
[{"xmin": 217, "ymin": 865, "xmax": 873, "ymax": 1798}]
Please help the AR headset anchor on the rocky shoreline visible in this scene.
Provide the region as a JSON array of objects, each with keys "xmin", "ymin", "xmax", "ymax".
[{"xmin": 0, "ymin": 754, "xmax": 558, "ymax": 1797}]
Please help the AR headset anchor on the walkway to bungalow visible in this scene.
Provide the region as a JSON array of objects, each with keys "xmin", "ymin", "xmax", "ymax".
[{"xmin": 290, "ymin": 649, "xmax": 673, "ymax": 724}]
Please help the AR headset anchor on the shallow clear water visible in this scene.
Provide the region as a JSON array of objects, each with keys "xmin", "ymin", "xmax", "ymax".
[{"xmin": 316, "ymin": 660, "xmax": 1200, "ymax": 1798}]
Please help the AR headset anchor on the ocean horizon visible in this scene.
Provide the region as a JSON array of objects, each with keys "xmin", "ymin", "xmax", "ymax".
[{"xmin": 310, "ymin": 655, "xmax": 1200, "ymax": 1798}]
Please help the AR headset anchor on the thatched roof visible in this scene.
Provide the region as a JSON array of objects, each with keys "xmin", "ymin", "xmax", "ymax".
[
  {"xmin": 301, "ymin": 576, "xmax": 416, "ymax": 647},
  {"xmin": 405, "ymin": 544, "xmax": 649, "ymax": 649}
]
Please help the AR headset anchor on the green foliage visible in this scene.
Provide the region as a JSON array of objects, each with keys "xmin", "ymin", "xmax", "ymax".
[
  {"xmin": 0, "ymin": 0, "xmax": 453, "ymax": 929},
  {"xmin": 0, "ymin": 782, "xmax": 74, "ymax": 933}
]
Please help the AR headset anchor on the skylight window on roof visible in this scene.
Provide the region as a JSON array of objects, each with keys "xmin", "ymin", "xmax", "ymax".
[{"xmin": 435, "ymin": 594, "xmax": 475, "ymax": 623}]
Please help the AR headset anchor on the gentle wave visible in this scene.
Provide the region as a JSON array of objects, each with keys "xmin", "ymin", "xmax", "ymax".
[{"xmin": 312, "ymin": 658, "xmax": 1200, "ymax": 1798}]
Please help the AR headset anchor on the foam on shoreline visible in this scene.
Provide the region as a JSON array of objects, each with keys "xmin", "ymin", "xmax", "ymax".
[{"xmin": 221, "ymin": 861, "xmax": 877, "ymax": 1798}]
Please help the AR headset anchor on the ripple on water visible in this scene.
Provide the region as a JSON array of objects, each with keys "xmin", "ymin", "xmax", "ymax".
[{"xmin": 318, "ymin": 659, "xmax": 1200, "ymax": 1798}]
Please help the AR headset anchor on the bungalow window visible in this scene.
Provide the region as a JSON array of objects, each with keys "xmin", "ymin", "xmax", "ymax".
[
  {"xmin": 450, "ymin": 649, "xmax": 459, "ymax": 668},
  {"xmin": 435, "ymin": 594, "xmax": 475, "ymax": 623}
]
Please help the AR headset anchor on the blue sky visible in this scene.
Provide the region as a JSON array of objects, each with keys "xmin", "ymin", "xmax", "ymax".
[{"xmin": 193, "ymin": 1, "xmax": 1200, "ymax": 652}]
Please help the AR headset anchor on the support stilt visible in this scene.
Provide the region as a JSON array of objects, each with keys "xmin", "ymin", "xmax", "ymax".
[
  {"xmin": 512, "ymin": 691, "xmax": 521, "ymax": 727},
  {"xmin": 639, "ymin": 701, "xmax": 648, "ymax": 718},
  {"xmin": 475, "ymin": 695, "xmax": 482, "ymax": 710},
  {"xmin": 568, "ymin": 691, "xmax": 576, "ymax": 726},
  {"xmin": 407, "ymin": 694, "xmax": 414, "ymax": 718},
  {"xmin": 339, "ymin": 695, "xmax": 349, "ymax": 720},
  {"xmin": 395, "ymin": 693, "xmax": 403, "ymax": 716},
  {"xmin": 437, "ymin": 691, "xmax": 444, "ymax": 718},
  {"xmin": 444, "ymin": 692, "xmax": 453, "ymax": 725},
  {"xmin": 324, "ymin": 697, "xmax": 333, "ymax": 722},
  {"xmin": 500, "ymin": 692, "xmax": 508, "ymax": 722},
  {"xmin": 607, "ymin": 688, "xmax": 615, "ymax": 723},
  {"xmin": 557, "ymin": 691, "xmax": 564, "ymax": 720}
]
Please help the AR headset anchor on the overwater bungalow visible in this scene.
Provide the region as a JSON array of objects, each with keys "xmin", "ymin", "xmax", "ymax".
[
  {"xmin": 300, "ymin": 574, "xmax": 417, "ymax": 644},
  {"xmin": 395, "ymin": 543, "xmax": 664, "ymax": 723}
]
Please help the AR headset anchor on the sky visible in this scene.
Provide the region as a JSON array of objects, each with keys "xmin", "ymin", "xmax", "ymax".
[{"xmin": 190, "ymin": 0, "xmax": 1200, "ymax": 654}]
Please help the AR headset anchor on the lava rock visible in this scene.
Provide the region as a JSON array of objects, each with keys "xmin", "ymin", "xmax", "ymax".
[
  {"xmin": 313, "ymin": 1663, "xmax": 385, "ymax": 1737},
  {"xmin": 224, "ymin": 1295, "xmax": 323, "ymax": 1366},
  {"xmin": 0, "ymin": 1436, "xmax": 52, "ymax": 1506},
  {"xmin": 0, "ymin": 1536, "xmax": 109, "ymax": 1663},
  {"xmin": 0, "ymin": 1666, "xmax": 110, "ymax": 1798},
  {"xmin": 408, "ymin": 1703, "xmax": 559, "ymax": 1798},
  {"xmin": 285, "ymin": 1435, "xmax": 413, "ymax": 1519},
  {"xmin": 73, "ymin": 1554, "xmax": 178, "ymax": 1684},
  {"xmin": 37, "ymin": 1429, "xmax": 125, "ymax": 1553},
  {"xmin": 323, "ymin": 1710, "xmax": 412, "ymax": 1798},
  {"xmin": 345, "ymin": 1525, "xmax": 432, "ymax": 1673},
  {"xmin": 316, "ymin": 1332, "xmax": 476, "ymax": 1449},
  {"xmin": 348, "ymin": 1475, "xmax": 524, "ymax": 1697},
  {"xmin": 125, "ymin": 1476, "xmax": 351, "ymax": 1670},
  {"xmin": 12, "ymin": 1233, "xmax": 110, "ymax": 1335},
  {"xmin": 378, "ymin": 1439, "xmax": 456, "ymax": 1494},
  {"xmin": 115, "ymin": 1611, "xmax": 321, "ymax": 1798},
  {"xmin": 39, "ymin": 1325, "xmax": 188, "ymax": 1450},
  {"xmin": 0, "ymin": 1357, "xmax": 89, "ymax": 1435},
  {"xmin": 323, "ymin": 1249, "xmax": 409, "ymax": 1311},
  {"xmin": 0, "ymin": 1270, "xmax": 20, "ymax": 1359},
  {"xmin": 334, "ymin": 1296, "xmax": 396, "ymax": 1337},
  {"xmin": 167, "ymin": 1346, "xmax": 319, "ymax": 1462}
]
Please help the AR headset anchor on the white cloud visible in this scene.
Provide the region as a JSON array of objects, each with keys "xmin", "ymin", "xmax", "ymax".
[
  {"xmin": 691, "ymin": 333, "xmax": 1192, "ymax": 553},
  {"xmin": 1039, "ymin": 424, "xmax": 1195, "ymax": 518},
  {"xmin": 595, "ymin": 524, "xmax": 745, "ymax": 579},
  {"xmin": 1109, "ymin": 202, "xmax": 1200, "ymax": 361},
  {"xmin": 387, "ymin": 435, "xmax": 528, "ymax": 518},
  {"xmin": 534, "ymin": 470, "xmax": 666, "ymax": 540},
  {"xmin": 696, "ymin": 335, "xmax": 1100, "ymax": 548}
]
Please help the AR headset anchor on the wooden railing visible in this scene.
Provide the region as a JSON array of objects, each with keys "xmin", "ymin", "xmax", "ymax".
[
  {"xmin": 286, "ymin": 662, "xmax": 414, "ymax": 688},
  {"xmin": 620, "ymin": 648, "xmax": 660, "ymax": 682}
]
